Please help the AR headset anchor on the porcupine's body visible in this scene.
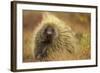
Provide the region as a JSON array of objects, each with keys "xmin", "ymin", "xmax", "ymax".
[{"xmin": 33, "ymin": 12, "xmax": 81, "ymax": 61}]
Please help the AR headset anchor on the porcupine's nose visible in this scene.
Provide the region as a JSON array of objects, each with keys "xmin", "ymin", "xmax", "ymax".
[{"xmin": 43, "ymin": 25, "xmax": 55, "ymax": 44}]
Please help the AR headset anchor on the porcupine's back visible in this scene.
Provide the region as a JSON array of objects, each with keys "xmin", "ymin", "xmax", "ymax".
[{"xmin": 33, "ymin": 12, "xmax": 81, "ymax": 61}]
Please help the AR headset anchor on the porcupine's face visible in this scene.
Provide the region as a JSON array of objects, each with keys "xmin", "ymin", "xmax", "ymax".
[{"xmin": 34, "ymin": 24, "xmax": 58, "ymax": 61}]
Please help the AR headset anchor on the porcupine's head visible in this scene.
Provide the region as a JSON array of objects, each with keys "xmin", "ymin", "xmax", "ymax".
[
  {"xmin": 33, "ymin": 12, "xmax": 80, "ymax": 61},
  {"xmin": 39, "ymin": 24, "xmax": 57, "ymax": 44}
]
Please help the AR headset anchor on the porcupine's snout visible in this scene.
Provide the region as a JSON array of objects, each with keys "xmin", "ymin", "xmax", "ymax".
[{"xmin": 42, "ymin": 25, "xmax": 56, "ymax": 44}]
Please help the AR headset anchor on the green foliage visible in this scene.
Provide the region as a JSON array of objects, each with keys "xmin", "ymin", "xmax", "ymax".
[{"xmin": 76, "ymin": 33, "xmax": 90, "ymax": 49}]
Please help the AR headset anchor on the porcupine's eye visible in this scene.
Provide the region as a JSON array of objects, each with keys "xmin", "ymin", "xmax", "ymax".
[{"xmin": 43, "ymin": 25, "xmax": 55, "ymax": 44}]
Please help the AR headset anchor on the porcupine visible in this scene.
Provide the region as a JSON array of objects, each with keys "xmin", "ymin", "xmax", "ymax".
[{"xmin": 32, "ymin": 12, "xmax": 81, "ymax": 61}]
